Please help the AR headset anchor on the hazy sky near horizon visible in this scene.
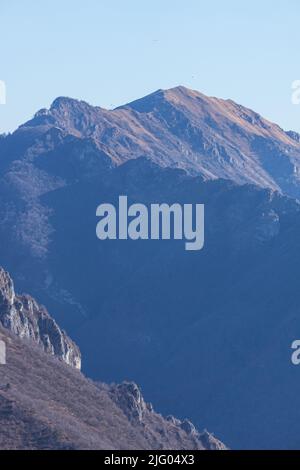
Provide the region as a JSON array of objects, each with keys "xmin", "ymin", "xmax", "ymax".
[{"xmin": 1, "ymin": 0, "xmax": 300, "ymax": 133}]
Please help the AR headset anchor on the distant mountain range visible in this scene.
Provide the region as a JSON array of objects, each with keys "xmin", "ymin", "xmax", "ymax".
[{"xmin": 1, "ymin": 87, "xmax": 300, "ymax": 449}]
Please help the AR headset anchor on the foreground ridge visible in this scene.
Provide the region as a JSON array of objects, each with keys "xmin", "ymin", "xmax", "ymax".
[{"xmin": 0, "ymin": 268, "xmax": 226, "ymax": 450}]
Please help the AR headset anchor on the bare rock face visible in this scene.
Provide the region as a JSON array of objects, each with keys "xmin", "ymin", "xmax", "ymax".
[
  {"xmin": 0, "ymin": 269, "xmax": 15, "ymax": 307},
  {"xmin": 0, "ymin": 268, "xmax": 81, "ymax": 369},
  {"xmin": 109, "ymin": 382, "xmax": 151, "ymax": 423}
]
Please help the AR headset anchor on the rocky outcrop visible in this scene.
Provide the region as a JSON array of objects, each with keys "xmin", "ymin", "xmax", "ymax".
[
  {"xmin": 109, "ymin": 381, "xmax": 227, "ymax": 450},
  {"xmin": 286, "ymin": 130, "xmax": 300, "ymax": 143},
  {"xmin": 0, "ymin": 268, "xmax": 81, "ymax": 369},
  {"xmin": 109, "ymin": 382, "xmax": 154, "ymax": 423},
  {"xmin": 198, "ymin": 430, "xmax": 227, "ymax": 450}
]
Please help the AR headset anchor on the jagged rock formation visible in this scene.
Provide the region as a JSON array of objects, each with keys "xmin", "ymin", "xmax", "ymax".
[
  {"xmin": 0, "ymin": 325, "xmax": 226, "ymax": 450},
  {"xmin": 110, "ymin": 382, "xmax": 226, "ymax": 450},
  {"xmin": 0, "ymin": 268, "xmax": 81, "ymax": 369},
  {"xmin": 110, "ymin": 382, "xmax": 151, "ymax": 423}
]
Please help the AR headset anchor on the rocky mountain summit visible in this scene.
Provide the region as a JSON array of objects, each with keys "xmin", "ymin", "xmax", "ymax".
[
  {"xmin": 0, "ymin": 268, "xmax": 81, "ymax": 369},
  {"xmin": 7, "ymin": 85, "xmax": 300, "ymax": 198}
]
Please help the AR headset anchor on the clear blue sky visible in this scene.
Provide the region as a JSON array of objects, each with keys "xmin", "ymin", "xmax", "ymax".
[{"xmin": 1, "ymin": 0, "xmax": 300, "ymax": 134}]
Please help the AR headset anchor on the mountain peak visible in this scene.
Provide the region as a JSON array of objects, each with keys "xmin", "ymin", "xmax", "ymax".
[
  {"xmin": 11, "ymin": 85, "xmax": 300, "ymax": 198},
  {"xmin": 163, "ymin": 85, "xmax": 205, "ymax": 99},
  {"xmin": 50, "ymin": 96, "xmax": 92, "ymax": 110},
  {"xmin": 119, "ymin": 85, "xmax": 204, "ymax": 113},
  {"xmin": 51, "ymin": 96, "xmax": 77, "ymax": 109}
]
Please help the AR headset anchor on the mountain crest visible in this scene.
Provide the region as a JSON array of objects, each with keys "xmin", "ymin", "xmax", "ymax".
[{"xmin": 14, "ymin": 85, "xmax": 300, "ymax": 197}]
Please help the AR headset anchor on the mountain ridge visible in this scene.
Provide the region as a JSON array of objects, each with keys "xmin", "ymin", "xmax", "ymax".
[{"xmin": 8, "ymin": 85, "xmax": 300, "ymax": 199}]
